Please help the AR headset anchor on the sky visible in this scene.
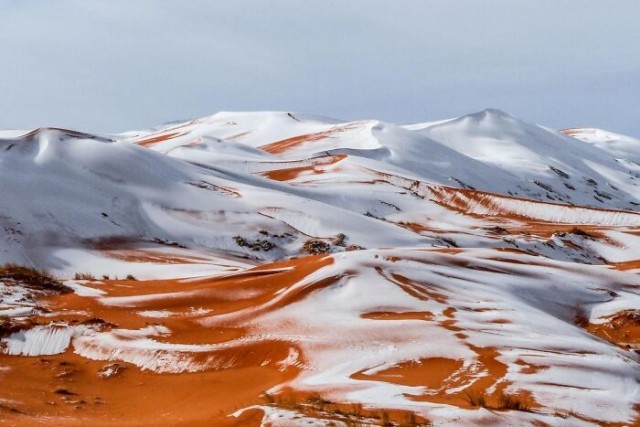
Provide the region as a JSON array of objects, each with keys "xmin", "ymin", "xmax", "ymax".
[{"xmin": 1, "ymin": 0, "xmax": 639, "ymax": 135}]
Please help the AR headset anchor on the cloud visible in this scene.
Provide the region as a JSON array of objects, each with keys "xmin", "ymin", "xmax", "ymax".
[{"xmin": 0, "ymin": 0, "xmax": 638, "ymax": 135}]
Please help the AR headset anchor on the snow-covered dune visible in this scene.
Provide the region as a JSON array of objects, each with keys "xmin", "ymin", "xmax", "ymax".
[
  {"xmin": 1, "ymin": 109, "xmax": 639, "ymax": 426},
  {"xmin": 136, "ymin": 109, "xmax": 640, "ymax": 211}
]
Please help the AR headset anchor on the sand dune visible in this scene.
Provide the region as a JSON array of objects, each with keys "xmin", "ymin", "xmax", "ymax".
[{"xmin": 1, "ymin": 110, "xmax": 639, "ymax": 425}]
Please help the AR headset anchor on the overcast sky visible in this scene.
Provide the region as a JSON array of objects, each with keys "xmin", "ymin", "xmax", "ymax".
[{"xmin": 1, "ymin": 0, "xmax": 639, "ymax": 135}]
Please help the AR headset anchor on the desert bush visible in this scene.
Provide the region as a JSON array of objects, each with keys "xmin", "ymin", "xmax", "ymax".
[
  {"xmin": 465, "ymin": 391, "xmax": 533, "ymax": 413},
  {"xmin": 0, "ymin": 316, "xmax": 30, "ymax": 338},
  {"xmin": 498, "ymin": 394, "xmax": 532, "ymax": 412},
  {"xmin": 595, "ymin": 190, "xmax": 612, "ymax": 200},
  {"xmin": 486, "ymin": 226, "xmax": 508, "ymax": 235},
  {"xmin": 333, "ymin": 233, "xmax": 347, "ymax": 246},
  {"xmin": 234, "ymin": 236, "xmax": 275, "ymax": 251},
  {"xmin": 533, "ymin": 180, "xmax": 554, "ymax": 192},
  {"xmin": 0, "ymin": 264, "xmax": 70, "ymax": 294},
  {"xmin": 567, "ymin": 227, "xmax": 594, "ymax": 238},
  {"xmin": 302, "ymin": 239, "xmax": 332, "ymax": 254},
  {"xmin": 440, "ymin": 237, "xmax": 458, "ymax": 248},
  {"xmin": 549, "ymin": 166, "xmax": 570, "ymax": 179},
  {"xmin": 465, "ymin": 391, "xmax": 487, "ymax": 408}
]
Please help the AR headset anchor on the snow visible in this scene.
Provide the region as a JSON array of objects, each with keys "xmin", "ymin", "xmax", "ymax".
[
  {"xmin": 0, "ymin": 281, "xmax": 36, "ymax": 317},
  {"xmin": 99, "ymin": 290, "xmax": 194, "ymax": 307},
  {"xmin": 590, "ymin": 291, "xmax": 640, "ymax": 322},
  {"xmin": 72, "ymin": 325, "xmax": 211, "ymax": 373},
  {"xmin": 63, "ymin": 280, "xmax": 106, "ymax": 297},
  {"xmin": 137, "ymin": 310, "xmax": 173, "ymax": 318},
  {"xmin": 206, "ymin": 248, "xmax": 640, "ymax": 424},
  {"xmin": 428, "ymin": 186, "xmax": 640, "ymax": 225},
  {"xmin": 4, "ymin": 108, "xmax": 640, "ymax": 272},
  {"xmin": 3, "ymin": 325, "xmax": 74, "ymax": 356},
  {"xmin": 2, "ymin": 109, "xmax": 640, "ymax": 425},
  {"xmin": 231, "ymin": 405, "xmax": 352, "ymax": 427}
]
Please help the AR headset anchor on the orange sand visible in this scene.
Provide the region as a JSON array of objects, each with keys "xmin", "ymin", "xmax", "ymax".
[
  {"xmin": 260, "ymin": 123, "xmax": 361, "ymax": 154},
  {"xmin": 0, "ymin": 255, "xmax": 334, "ymax": 426}
]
